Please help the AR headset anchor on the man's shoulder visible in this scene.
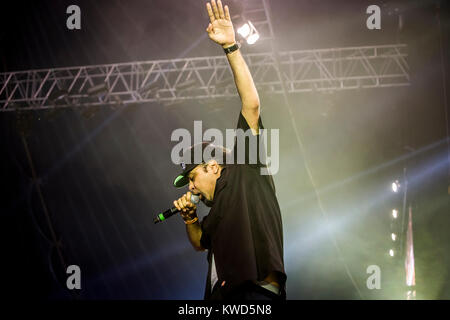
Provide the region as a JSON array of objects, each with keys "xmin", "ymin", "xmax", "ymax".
[
  {"xmin": 222, "ymin": 163, "xmax": 270, "ymax": 184},
  {"xmin": 225, "ymin": 162, "xmax": 276, "ymax": 193}
]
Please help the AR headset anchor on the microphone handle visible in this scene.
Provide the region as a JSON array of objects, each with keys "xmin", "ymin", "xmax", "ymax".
[
  {"xmin": 154, "ymin": 207, "xmax": 179, "ymax": 224},
  {"xmin": 153, "ymin": 194, "xmax": 200, "ymax": 224}
]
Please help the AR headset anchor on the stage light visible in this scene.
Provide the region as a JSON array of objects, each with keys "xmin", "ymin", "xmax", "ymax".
[
  {"xmin": 391, "ymin": 233, "xmax": 397, "ymax": 241},
  {"xmin": 389, "ymin": 249, "xmax": 394, "ymax": 257},
  {"xmin": 392, "ymin": 181, "xmax": 400, "ymax": 193},
  {"xmin": 237, "ymin": 23, "xmax": 250, "ymax": 38},
  {"xmin": 392, "ymin": 209, "xmax": 398, "ymax": 219},
  {"xmin": 247, "ymin": 33, "xmax": 260, "ymax": 45},
  {"xmin": 237, "ymin": 20, "xmax": 259, "ymax": 45}
]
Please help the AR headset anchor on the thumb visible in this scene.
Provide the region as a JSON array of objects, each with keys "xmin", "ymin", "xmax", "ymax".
[{"xmin": 206, "ymin": 23, "xmax": 212, "ymax": 33}]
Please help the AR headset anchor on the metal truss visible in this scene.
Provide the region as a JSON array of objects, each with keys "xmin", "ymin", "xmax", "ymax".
[
  {"xmin": 0, "ymin": 0, "xmax": 409, "ymax": 111},
  {"xmin": 0, "ymin": 43, "xmax": 409, "ymax": 111}
]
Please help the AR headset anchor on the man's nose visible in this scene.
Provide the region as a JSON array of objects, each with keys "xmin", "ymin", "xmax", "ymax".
[{"xmin": 189, "ymin": 181, "xmax": 195, "ymax": 192}]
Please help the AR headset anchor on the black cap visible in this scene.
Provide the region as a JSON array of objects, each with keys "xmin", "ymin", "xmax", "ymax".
[{"xmin": 173, "ymin": 141, "xmax": 228, "ymax": 188}]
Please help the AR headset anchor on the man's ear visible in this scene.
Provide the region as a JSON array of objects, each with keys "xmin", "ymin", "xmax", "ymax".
[{"xmin": 207, "ymin": 159, "xmax": 219, "ymax": 174}]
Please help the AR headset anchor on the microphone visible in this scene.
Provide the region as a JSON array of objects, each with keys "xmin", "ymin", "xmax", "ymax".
[{"xmin": 153, "ymin": 194, "xmax": 200, "ymax": 224}]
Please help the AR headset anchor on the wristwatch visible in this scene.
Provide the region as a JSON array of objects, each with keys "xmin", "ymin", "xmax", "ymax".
[{"xmin": 223, "ymin": 42, "xmax": 240, "ymax": 55}]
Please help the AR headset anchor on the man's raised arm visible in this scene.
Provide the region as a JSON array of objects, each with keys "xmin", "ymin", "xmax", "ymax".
[{"xmin": 206, "ymin": 0, "xmax": 260, "ymax": 133}]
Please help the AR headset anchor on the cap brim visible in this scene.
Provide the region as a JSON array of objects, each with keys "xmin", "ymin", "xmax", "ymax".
[{"xmin": 173, "ymin": 174, "xmax": 189, "ymax": 188}]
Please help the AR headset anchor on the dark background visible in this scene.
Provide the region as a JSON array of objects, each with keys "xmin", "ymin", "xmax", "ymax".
[{"xmin": 0, "ymin": 0, "xmax": 449, "ymax": 299}]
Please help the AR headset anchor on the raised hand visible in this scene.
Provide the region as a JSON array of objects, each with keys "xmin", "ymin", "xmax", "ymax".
[{"xmin": 206, "ymin": 0, "xmax": 236, "ymax": 48}]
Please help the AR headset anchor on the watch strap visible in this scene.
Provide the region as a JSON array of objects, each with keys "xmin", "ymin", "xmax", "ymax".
[{"xmin": 223, "ymin": 43, "xmax": 240, "ymax": 55}]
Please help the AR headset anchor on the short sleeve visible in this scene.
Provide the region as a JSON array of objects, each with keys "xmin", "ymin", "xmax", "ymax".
[
  {"xmin": 236, "ymin": 111, "xmax": 264, "ymax": 131},
  {"xmin": 233, "ymin": 112, "xmax": 267, "ymax": 166}
]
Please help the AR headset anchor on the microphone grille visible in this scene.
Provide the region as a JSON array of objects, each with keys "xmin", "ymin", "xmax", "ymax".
[{"xmin": 190, "ymin": 194, "xmax": 200, "ymax": 204}]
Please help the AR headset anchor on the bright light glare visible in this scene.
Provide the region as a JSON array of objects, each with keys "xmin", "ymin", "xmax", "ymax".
[
  {"xmin": 389, "ymin": 249, "xmax": 394, "ymax": 257},
  {"xmin": 237, "ymin": 23, "xmax": 250, "ymax": 38},
  {"xmin": 391, "ymin": 233, "xmax": 397, "ymax": 241},
  {"xmin": 247, "ymin": 33, "xmax": 260, "ymax": 45},
  {"xmin": 392, "ymin": 181, "xmax": 399, "ymax": 192},
  {"xmin": 237, "ymin": 20, "xmax": 259, "ymax": 45},
  {"xmin": 392, "ymin": 209, "xmax": 398, "ymax": 219}
]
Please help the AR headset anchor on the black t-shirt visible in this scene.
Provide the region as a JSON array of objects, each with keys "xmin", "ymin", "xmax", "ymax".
[{"xmin": 200, "ymin": 112, "xmax": 286, "ymax": 299}]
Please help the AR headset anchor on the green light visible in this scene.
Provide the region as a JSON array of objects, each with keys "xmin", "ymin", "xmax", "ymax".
[{"xmin": 158, "ymin": 213, "xmax": 165, "ymax": 221}]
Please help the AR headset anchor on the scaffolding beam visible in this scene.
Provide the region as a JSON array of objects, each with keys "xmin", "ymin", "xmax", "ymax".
[{"xmin": 0, "ymin": 44, "xmax": 409, "ymax": 111}]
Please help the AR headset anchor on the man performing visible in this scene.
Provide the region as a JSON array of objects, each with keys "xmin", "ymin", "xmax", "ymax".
[{"xmin": 172, "ymin": 0, "xmax": 286, "ymax": 300}]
